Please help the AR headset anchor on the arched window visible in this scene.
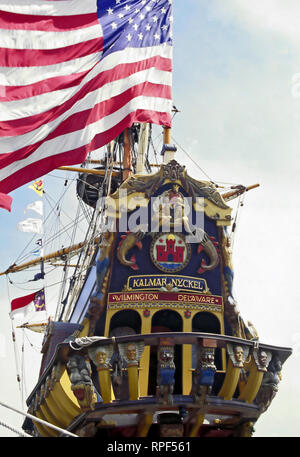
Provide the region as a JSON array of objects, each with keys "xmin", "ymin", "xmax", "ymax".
[
  {"xmin": 151, "ymin": 309, "xmax": 183, "ymax": 333},
  {"xmin": 192, "ymin": 312, "xmax": 220, "ymax": 334},
  {"xmin": 148, "ymin": 309, "xmax": 183, "ymax": 395},
  {"xmin": 192, "ymin": 312, "xmax": 222, "ymax": 372},
  {"xmin": 109, "ymin": 309, "xmax": 141, "ymax": 336}
]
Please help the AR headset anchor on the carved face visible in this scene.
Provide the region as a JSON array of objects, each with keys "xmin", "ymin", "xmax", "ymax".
[
  {"xmin": 160, "ymin": 348, "xmax": 172, "ymax": 363},
  {"xmin": 200, "ymin": 352, "xmax": 214, "ymax": 365},
  {"xmin": 274, "ymin": 359, "xmax": 282, "ymax": 372},
  {"xmin": 234, "ymin": 346, "xmax": 244, "ymax": 363},
  {"xmin": 126, "ymin": 343, "xmax": 137, "ymax": 361},
  {"xmin": 259, "ymin": 351, "xmax": 268, "ymax": 367},
  {"xmin": 96, "ymin": 350, "xmax": 107, "ymax": 365}
]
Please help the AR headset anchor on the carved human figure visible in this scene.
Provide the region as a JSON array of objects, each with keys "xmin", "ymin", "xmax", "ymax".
[
  {"xmin": 157, "ymin": 345, "xmax": 175, "ymax": 405},
  {"xmin": 199, "ymin": 349, "xmax": 215, "ymax": 369},
  {"xmin": 67, "ymin": 355, "xmax": 92, "ymax": 385},
  {"xmin": 259, "ymin": 351, "xmax": 268, "ymax": 368},
  {"xmin": 118, "ymin": 340, "xmax": 144, "ymax": 367},
  {"xmin": 192, "ymin": 347, "xmax": 216, "ymax": 404},
  {"xmin": 126, "ymin": 343, "xmax": 137, "ymax": 362},
  {"xmin": 255, "ymin": 356, "xmax": 282, "ymax": 412},
  {"xmin": 159, "ymin": 347, "xmax": 174, "ymax": 365},
  {"xmin": 233, "ymin": 346, "xmax": 244, "ymax": 366},
  {"xmin": 96, "ymin": 350, "xmax": 107, "ymax": 367}
]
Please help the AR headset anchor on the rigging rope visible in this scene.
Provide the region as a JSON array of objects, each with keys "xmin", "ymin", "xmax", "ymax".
[
  {"xmin": 229, "ymin": 191, "xmax": 247, "ymax": 249},
  {"xmin": 0, "ymin": 419, "xmax": 31, "ymax": 438},
  {"xmin": 6, "ymin": 278, "xmax": 22, "ymax": 399},
  {"xmin": 55, "ymin": 186, "xmax": 83, "ymax": 320},
  {"xmin": 62, "ymin": 146, "xmax": 116, "ymax": 321},
  {"xmin": 171, "ymin": 135, "xmax": 215, "ymax": 184},
  {"xmin": 21, "ymin": 329, "xmax": 26, "ymax": 409},
  {"xmin": 0, "ymin": 400, "xmax": 78, "ymax": 438}
]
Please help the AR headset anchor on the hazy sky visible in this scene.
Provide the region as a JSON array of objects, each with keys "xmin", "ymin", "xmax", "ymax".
[{"xmin": 0, "ymin": 0, "xmax": 300, "ymax": 437}]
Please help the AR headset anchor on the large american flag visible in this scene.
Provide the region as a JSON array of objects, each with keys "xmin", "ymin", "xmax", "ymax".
[{"xmin": 0, "ymin": 0, "xmax": 173, "ymax": 194}]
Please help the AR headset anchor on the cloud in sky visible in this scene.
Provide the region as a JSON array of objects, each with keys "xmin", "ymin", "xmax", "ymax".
[
  {"xmin": 1, "ymin": 0, "xmax": 299, "ymax": 438},
  {"xmin": 225, "ymin": 0, "xmax": 300, "ymax": 42}
]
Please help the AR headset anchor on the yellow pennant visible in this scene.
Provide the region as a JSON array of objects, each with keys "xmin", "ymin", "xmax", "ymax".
[{"xmin": 29, "ymin": 180, "xmax": 43, "ymax": 196}]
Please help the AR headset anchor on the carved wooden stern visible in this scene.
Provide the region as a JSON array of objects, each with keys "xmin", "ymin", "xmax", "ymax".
[{"xmin": 23, "ymin": 160, "xmax": 292, "ymax": 438}]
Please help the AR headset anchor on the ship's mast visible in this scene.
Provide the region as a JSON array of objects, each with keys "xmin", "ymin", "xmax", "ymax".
[
  {"xmin": 0, "ymin": 239, "xmax": 100, "ymax": 276},
  {"xmin": 136, "ymin": 123, "xmax": 150, "ymax": 174},
  {"xmin": 122, "ymin": 128, "xmax": 132, "ymax": 181}
]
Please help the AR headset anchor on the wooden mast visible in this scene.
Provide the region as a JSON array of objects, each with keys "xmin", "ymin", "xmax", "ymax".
[
  {"xmin": 222, "ymin": 183, "xmax": 260, "ymax": 201},
  {"xmin": 163, "ymin": 126, "xmax": 171, "ymax": 145},
  {"xmin": 122, "ymin": 128, "xmax": 132, "ymax": 181},
  {"xmin": 0, "ymin": 238, "xmax": 100, "ymax": 276},
  {"xmin": 162, "ymin": 125, "xmax": 176, "ymax": 163},
  {"xmin": 56, "ymin": 166, "xmax": 119, "ymax": 177},
  {"xmin": 136, "ymin": 123, "xmax": 150, "ymax": 174}
]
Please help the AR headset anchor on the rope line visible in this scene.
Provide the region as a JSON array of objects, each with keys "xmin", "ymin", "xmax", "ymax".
[
  {"xmin": 0, "ymin": 419, "xmax": 31, "ymax": 438},
  {"xmin": 0, "ymin": 400, "xmax": 78, "ymax": 438}
]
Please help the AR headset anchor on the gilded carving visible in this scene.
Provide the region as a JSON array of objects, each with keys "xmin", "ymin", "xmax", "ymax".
[
  {"xmin": 110, "ymin": 160, "xmax": 230, "ymax": 213},
  {"xmin": 227, "ymin": 343, "xmax": 250, "ymax": 368},
  {"xmin": 192, "ymin": 347, "xmax": 216, "ymax": 404},
  {"xmin": 45, "ymin": 375, "xmax": 51, "ymax": 397},
  {"xmin": 118, "ymin": 341, "xmax": 145, "ymax": 367},
  {"xmin": 255, "ymin": 355, "xmax": 282, "ymax": 412},
  {"xmin": 88, "ymin": 344, "xmax": 114, "ymax": 371},
  {"xmin": 117, "ymin": 230, "xmax": 145, "ymax": 270},
  {"xmin": 67, "ymin": 354, "xmax": 96, "ymax": 411},
  {"xmin": 252, "ymin": 348, "xmax": 272, "ymax": 372},
  {"xmin": 157, "ymin": 339, "xmax": 176, "ymax": 405}
]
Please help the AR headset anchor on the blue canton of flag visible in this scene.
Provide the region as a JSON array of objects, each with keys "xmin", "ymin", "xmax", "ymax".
[{"xmin": 98, "ymin": 0, "xmax": 173, "ymax": 56}]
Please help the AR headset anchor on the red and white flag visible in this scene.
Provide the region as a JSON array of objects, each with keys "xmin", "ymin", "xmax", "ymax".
[
  {"xmin": 0, "ymin": 192, "xmax": 12, "ymax": 211},
  {"xmin": 0, "ymin": 0, "xmax": 173, "ymax": 194},
  {"xmin": 10, "ymin": 289, "xmax": 46, "ymax": 320}
]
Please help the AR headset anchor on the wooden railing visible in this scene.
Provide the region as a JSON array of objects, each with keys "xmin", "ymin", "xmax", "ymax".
[{"xmin": 26, "ymin": 332, "xmax": 292, "ymax": 436}]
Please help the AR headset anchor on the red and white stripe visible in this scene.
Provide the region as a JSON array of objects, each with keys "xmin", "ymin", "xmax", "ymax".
[{"xmin": 0, "ymin": 0, "xmax": 172, "ymax": 194}]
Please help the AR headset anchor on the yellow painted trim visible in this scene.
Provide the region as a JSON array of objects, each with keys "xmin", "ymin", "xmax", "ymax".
[
  {"xmin": 191, "ymin": 309, "xmax": 226, "ymax": 371},
  {"xmin": 128, "ymin": 365, "xmax": 139, "ymax": 400},
  {"xmin": 79, "ymin": 317, "xmax": 90, "ymax": 337},
  {"xmin": 50, "ymin": 367, "xmax": 81, "ymax": 422},
  {"xmin": 40, "ymin": 401, "xmax": 62, "ymax": 432},
  {"xmin": 193, "ymin": 198, "xmax": 231, "ymax": 226},
  {"xmin": 218, "ymin": 359, "xmax": 241, "ymax": 400},
  {"xmin": 35, "ymin": 410, "xmax": 58, "ymax": 437},
  {"xmin": 189, "ymin": 414, "xmax": 205, "ymax": 437},
  {"xmin": 98, "ymin": 369, "xmax": 114, "ymax": 403},
  {"xmin": 238, "ymin": 358, "xmax": 264, "ymax": 403},
  {"xmin": 46, "ymin": 390, "xmax": 73, "ymax": 428},
  {"xmin": 137, "ymin": 413, "xmax": 153, "ymax": 437},
  {"xmin": 139, "ymin": 309, "xmax": 152, "ymax": 396},
  {"xmin": 107, "ymin": 182, "xmax": 231, "ymax": 225},
  {"xmin": 125, "ymin": 274, "xmax": 209, "ymax": 294},
  {"xmin": 32, "ymin": 411, "xmax": 50, "ymax": 437},
  {"xmin": 60, "ymin": 367, "xmax": 81, "ymax": 411},
  {"xmin": 105, "ymin": 306, "xmax": 227, "ymax": 397},
  {"xmin": 182, "ymin": 317, "xmax": 192, "ymax": 395},
  {"xmin": 51, "ymin": 383, "xmax": 79, "ymax": 423}
]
